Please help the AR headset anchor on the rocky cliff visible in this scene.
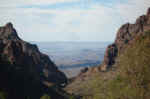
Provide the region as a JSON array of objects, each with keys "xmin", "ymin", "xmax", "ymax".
[
  {"xmin": 101, "ymin": 7, "xmax": 150, "ymax": 71},
  {"xmin": 67, "ymin": 7, "xmax": 150, "ymax": 85},
  {"xmin": 65, "ymin": 7, "xmax": 150, "ymax": 99},
  {"xmin": 0, "ymin": 22, "xmax": 67, "ymax": 99}
]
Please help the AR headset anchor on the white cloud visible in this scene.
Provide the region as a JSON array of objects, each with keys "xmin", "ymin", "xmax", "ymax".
[
  {"xmin": 115, "ymin": 0, "xmax": 150, "ymax": 23},
  {"xmin": 0, "ymin": 0, "xmax": 149, "ymax": 41},
  {"xmin": 0, "ymin": 0, "xmax": 80, "ymax": 7}
]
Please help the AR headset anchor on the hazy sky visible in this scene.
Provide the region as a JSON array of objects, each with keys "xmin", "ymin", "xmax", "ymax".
[{"xmin": 0, "ymin": 0, "xmax": 150, "ymax": 42}]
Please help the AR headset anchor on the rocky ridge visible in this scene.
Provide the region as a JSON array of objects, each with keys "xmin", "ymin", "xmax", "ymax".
[
  {"xmin": 65, "ymin": 8, "xmax": 150, "ymax": 98},
  {"xmin": 101, "ymin": 7, "xmax": 150, "ymax": 71},
  {"xmin": 69, "ymin": 7, "xmax": 150, "ymax": 81},
  {"xmin": 0, "ymin": 22, "xmax": 67, "ymax": 99}
]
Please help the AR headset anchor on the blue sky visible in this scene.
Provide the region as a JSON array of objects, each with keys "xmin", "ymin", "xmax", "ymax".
[{"xmin": 0, "ymin": 0, "xmax": 150, "ymax": 42}]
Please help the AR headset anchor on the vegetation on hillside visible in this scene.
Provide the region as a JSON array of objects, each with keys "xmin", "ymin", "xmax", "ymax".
[
  {"xmin": 107, "ymin": 30, "xmax": 150, "ymax": 99},
  {"xmin": 67, "ymin": 31, "xmax": 150, "ymax": 99}
]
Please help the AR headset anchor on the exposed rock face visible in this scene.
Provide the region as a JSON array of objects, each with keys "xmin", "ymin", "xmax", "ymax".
[
  {"xmin": 147, "ymin": 8, "xmax": 150, "ymax": 15},
  {"xmin": 101, "ymin": 7, "xmax": 150, "ymax": 71},
  {"xmin": 65, "ymin": 8, "xmax": 150, "ymax": 97},
  {"xmin": 0, "ymin": 23, "xmax": 67, "ymax": 98},
  {"xmin": 101, "ymin": 43, "xmax": 117, "ymax": 71}
]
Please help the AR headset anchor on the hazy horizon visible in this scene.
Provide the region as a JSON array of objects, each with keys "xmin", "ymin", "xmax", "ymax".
[
  {"xmin": 31, "ymin": 41, "xmax": 112, "ymax": 43},
  {"xmin": 35, "ymin": 41, "xmax": 109, "ymax": 77}
]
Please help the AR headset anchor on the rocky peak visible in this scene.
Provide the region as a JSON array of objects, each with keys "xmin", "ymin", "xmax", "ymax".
[
  {"xmin": 0, "ymin": 22, "xmax": 67, "ymax": 98},
  {"xmin": 5, "ymin": 22, "xmax": 13, "ymax": 29},
  {"xmin": 0, "ymin": 22, "xmax": 19, "ymax": 40},
  {"xmin": 147, "ymin": 8, "xmax": 150, "ymax": 16},
  {"xmin": 100, "ymin": 7, "xmax": 150, "ymax": 71}
]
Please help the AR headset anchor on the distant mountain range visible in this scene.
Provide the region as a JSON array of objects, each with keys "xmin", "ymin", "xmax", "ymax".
[{"xmin": 33, "ymin": 42, "xmax": 110, "ymax": 77}]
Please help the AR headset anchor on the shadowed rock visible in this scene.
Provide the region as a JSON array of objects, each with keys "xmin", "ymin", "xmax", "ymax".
[{"xmin": 0, "ymin": 22, "xmax": 67, "ymax": 99}]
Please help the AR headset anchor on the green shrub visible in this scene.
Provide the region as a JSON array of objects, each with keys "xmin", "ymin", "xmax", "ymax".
[
  {"xmin": 40, "ymin": 94, "xmax": 51, "ymax": 99},
  {"xmin": 0, "ymin": 91, "xmax": 7, "ymax": 99}
]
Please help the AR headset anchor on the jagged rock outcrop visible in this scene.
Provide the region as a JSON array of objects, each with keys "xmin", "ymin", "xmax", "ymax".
[
  {"xmin": 0, "ymin": 22, "xmax": 67, "ymax": 99},
  {"xmin": 65, "ymin": 8, "xmax": 150, "ymax": 99},
  {"xmin": 101, "ymin": 7, "xmax": 150, "ymax": 71},
  {"xmin": 71, "ymin": 7, "xmax": 150, "ymax": 76}
]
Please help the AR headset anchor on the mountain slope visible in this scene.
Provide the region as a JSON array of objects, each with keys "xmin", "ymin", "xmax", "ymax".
[
  {"xmin": 66, "ymin": 30, "xmax": 150, "ymax": 99},
  {"xmin": 65, "ymin": 7, "xmax": 150, "ymax": 99},
  {"xmin": 106, "ymin": 30, "xmax": 150, "ymax": 99},
  {"xmin": 101, "ymin": 7, "xmax": 150, "ymax": 71},
  {"xmin": 0, "ymin": 23, "xmax": 68, "ymax": 99}
]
